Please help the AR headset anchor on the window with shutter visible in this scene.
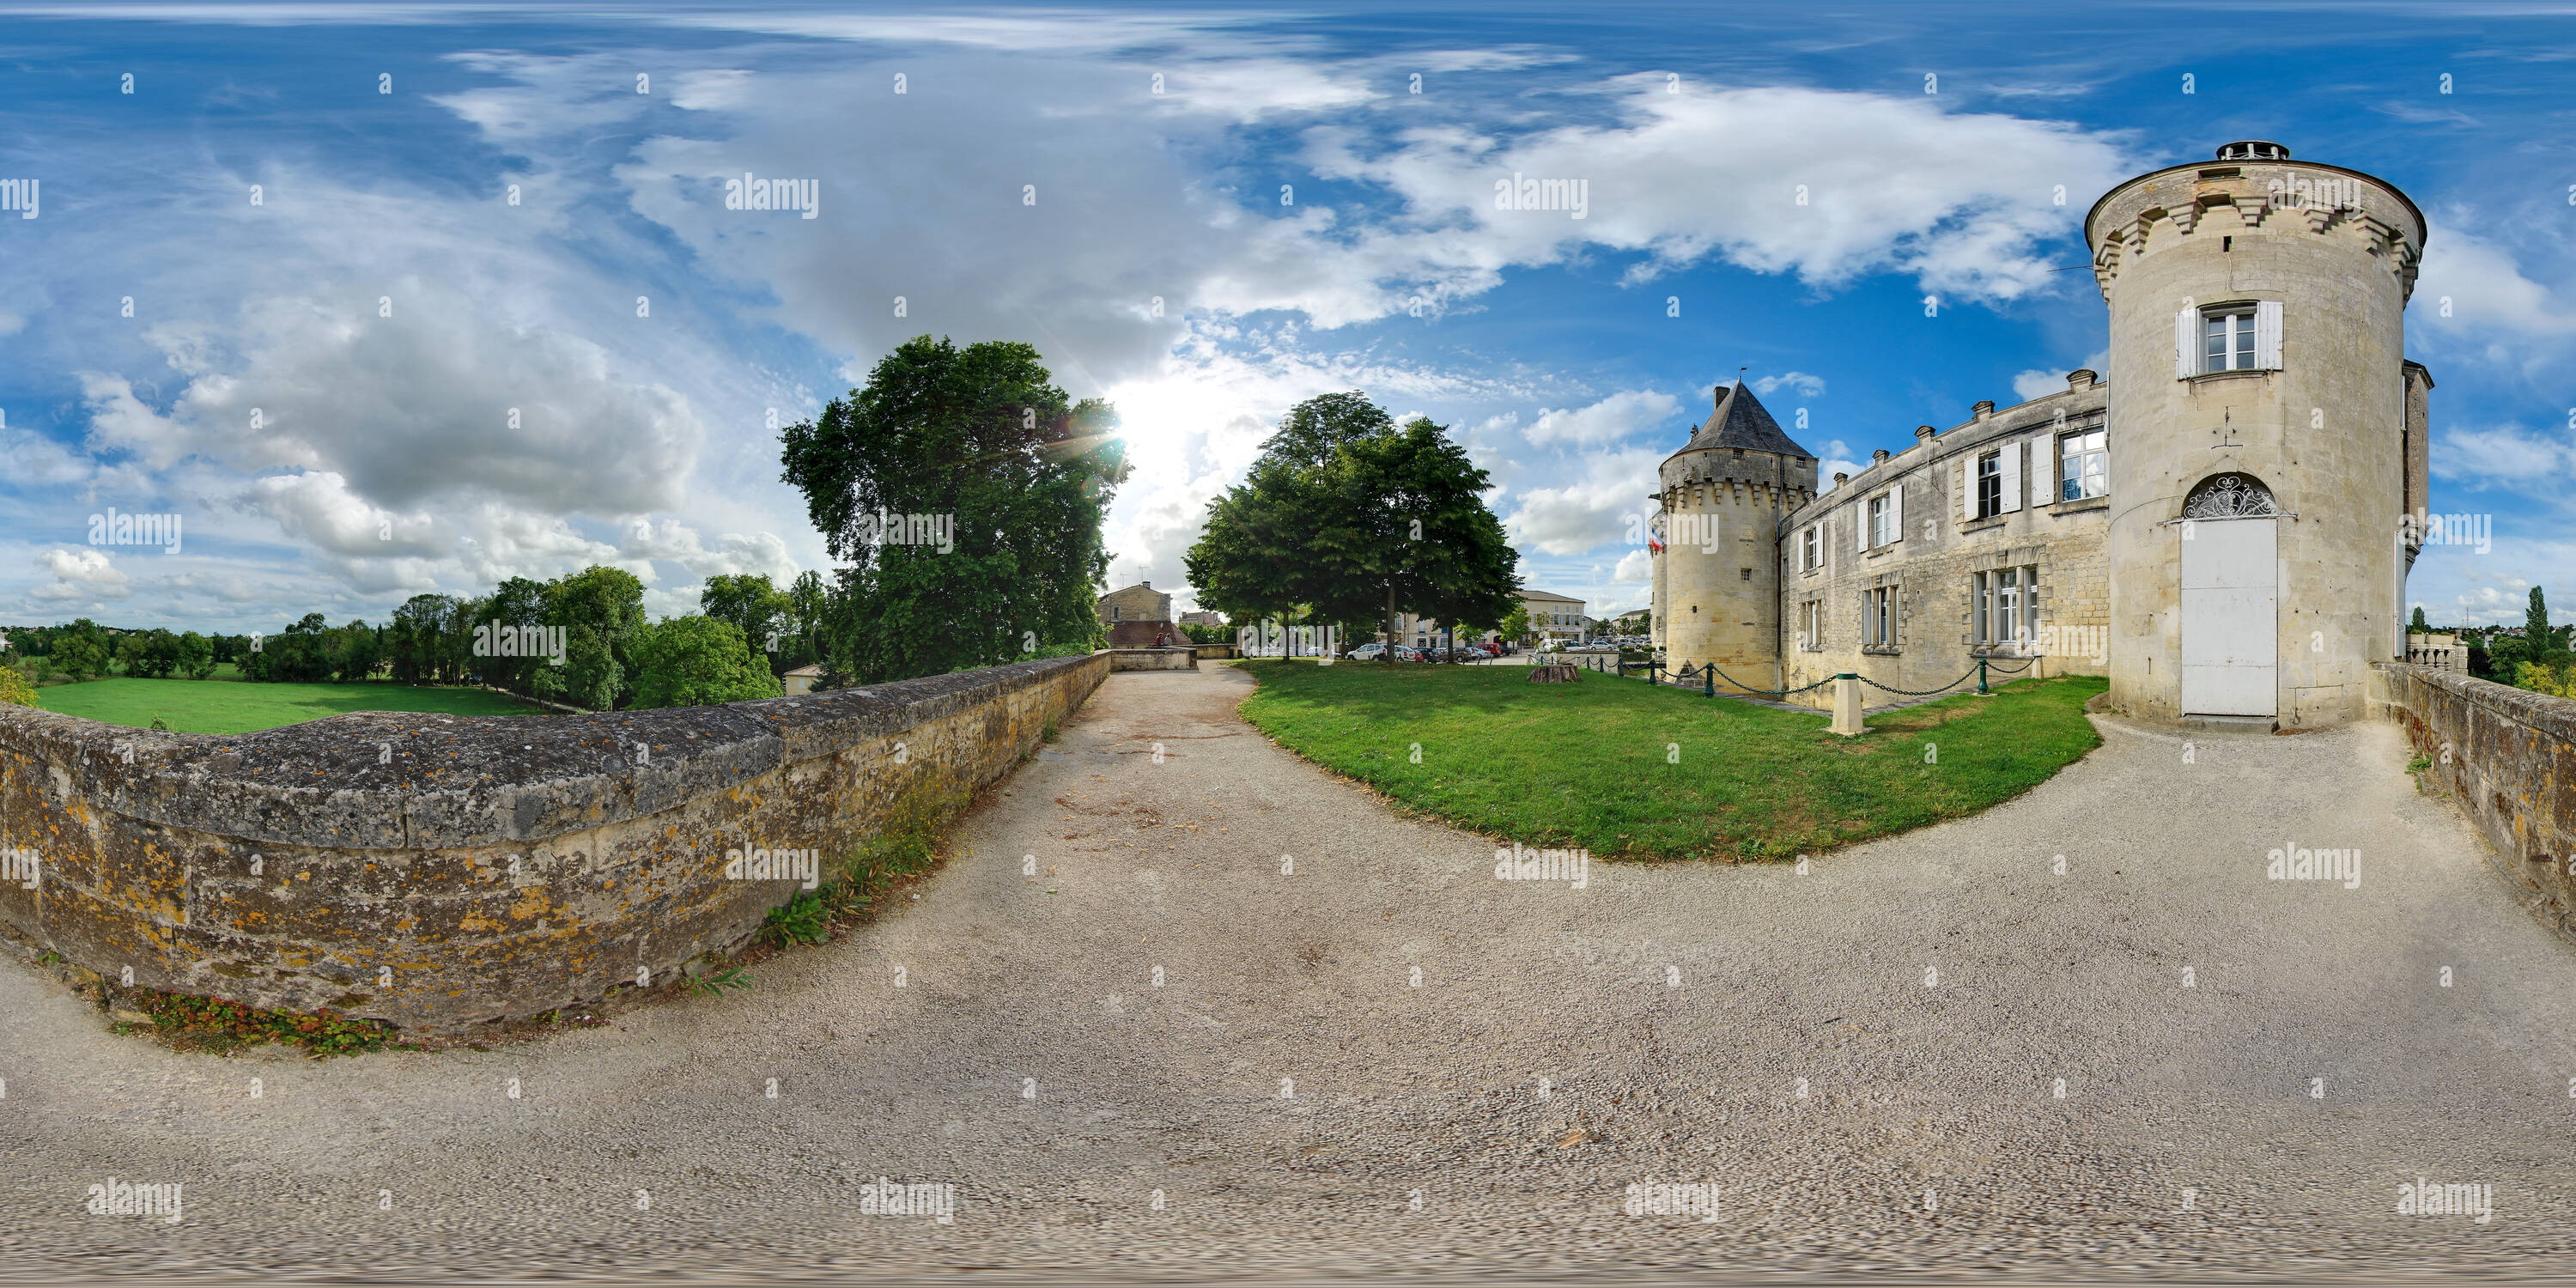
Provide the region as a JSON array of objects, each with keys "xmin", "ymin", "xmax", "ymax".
[
  {"xmin": 2176, "ymin": 307, "xmax": 2198, "ymax": 378},
  {"xmin": 2255, "ymin": 300, "xmax": 2282, "ymax": 368}
]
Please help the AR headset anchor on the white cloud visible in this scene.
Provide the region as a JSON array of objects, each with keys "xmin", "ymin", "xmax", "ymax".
[
  {"xmin": 1613, "ymin": 546, "xmax": 1653, "ymax": 584},
  {"xmin": 2008, "ymin": 352, "xmax": 2105, "ymax": 404},
  {"xmin": 619, "ymin": 519, "xmax": 799, "ymax": 588},
  {"xmin": 1814, "ymin": 439, "xmax": 1864, "ymax": 492},
  {"xmin": 245, "ymin": 471, "xmax": 444, "ymax": 557},
  {"xmin": 1504, "ymin": 446, "xmax": 1663, "ymax": 556},
  {"xmin": 1522, "ymin": 390, "xmax": 1680, "ymax": 447},
  {"xmin": 0, "ymin": 425, "xmax": 94, "ymax": 488},
  {"xmin": 2411, "ymin": 216, "xmax": 2576, "ymax": 380},
  {"xmin": 1311, "ymin": 80, "xmax": 2138, "ymax": 310},
  {"xmin": 29, "ymin": 547, "xmax": 131, "ymax": 603},
  {"xmin": 1752, "ymin": 371, "xmax": 1826, "ymax": 398},
  {"xmin": 2432, "ymin": 420, "xmax": 2575, "ymax": 501}
]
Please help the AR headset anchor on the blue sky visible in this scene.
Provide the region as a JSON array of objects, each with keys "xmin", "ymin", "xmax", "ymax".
[{"xmin": 2, "ymin": 0, "xmax": 2571, "ymax": 632}]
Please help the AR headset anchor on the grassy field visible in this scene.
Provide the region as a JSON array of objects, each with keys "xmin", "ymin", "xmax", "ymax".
[
  {"xmin": 33, "ymin": 677, "xmax": 542, "ymax": 735},
  {"xmin": 1236, "ymin": 661, "xmax": 2106, "ymax": 861}
]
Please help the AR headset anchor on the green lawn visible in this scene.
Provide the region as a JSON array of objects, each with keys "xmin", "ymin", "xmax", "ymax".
[
  {"xmin": 1236, "ymin": 661, "xmax": 2106, "ymax": 861},
  {"xmin": 33, "ymin": 677, "xmax": 543, "ymax": 735}
]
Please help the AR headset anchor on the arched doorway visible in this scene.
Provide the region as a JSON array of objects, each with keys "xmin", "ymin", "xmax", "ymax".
[{"xmin": 2179, "ymin": 473, "xmax": 2279, "ymax": 716}]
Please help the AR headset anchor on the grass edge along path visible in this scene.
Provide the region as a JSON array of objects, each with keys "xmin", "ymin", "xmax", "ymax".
[{"xmin": 1235, "ymin": 661, "xmax": 2106, "ymax": 862}]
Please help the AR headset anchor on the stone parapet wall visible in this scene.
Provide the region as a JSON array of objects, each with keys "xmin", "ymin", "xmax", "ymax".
[
  {"xmin": 0, "ymin": 653, "xmax": 1109, "ymax": 1030},
  {"xmin": 2375, "ymin": 662, "xmax": 2576, "ymax": 928}
]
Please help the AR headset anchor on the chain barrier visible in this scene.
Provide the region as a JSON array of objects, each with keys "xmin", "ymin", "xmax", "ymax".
[
  {"xmin": 1628, "ymin": 659, "xmax": 1837, "ymax": 699},
  {"xmin": 1857, "ymin": 668, "xmax": 1980, "ymax": 698},
  {"xmin": 1983, "ymin": 657, "xmax": 2037, "ymax": 674}
]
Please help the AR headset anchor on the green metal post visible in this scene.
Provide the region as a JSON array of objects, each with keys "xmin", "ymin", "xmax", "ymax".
[
  {"xmin": 1704, "ymin": 665, "xmax": 1715, "ymax": 697},
  {"xmin": 1978, "ymin": 656, "xmax": 1989, "ymax": 695}
]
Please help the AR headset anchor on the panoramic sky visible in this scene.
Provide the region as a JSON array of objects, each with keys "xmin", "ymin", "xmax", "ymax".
[{"xmin": 1, "ymin": 0, "xmax": 2570, "ymax": 630}]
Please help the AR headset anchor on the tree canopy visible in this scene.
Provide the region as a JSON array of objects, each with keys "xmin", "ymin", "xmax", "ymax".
[
  {"xmin": 781, "ymin": 335, "xmax": 1127, "ymax": 683},
  {"xmin": 1188, "ymin": 392, "xmax": 1519, "ymax": 658}
]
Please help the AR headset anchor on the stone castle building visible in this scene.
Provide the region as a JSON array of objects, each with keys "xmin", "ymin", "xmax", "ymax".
[{"xmin": 1650, "ymin": 142, "xmax": 2431, "ymax": 728}]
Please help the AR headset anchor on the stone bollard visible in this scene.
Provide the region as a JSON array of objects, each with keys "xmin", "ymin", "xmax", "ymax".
[{"xmin": 1829, "ymin": 673, "xmax": 1864, "ymax": 737}]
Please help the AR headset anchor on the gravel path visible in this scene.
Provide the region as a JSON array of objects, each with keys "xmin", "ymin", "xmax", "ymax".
[{"xmin": 3, "ymin": 661, "xmax": 2570, "ymax": 1282}]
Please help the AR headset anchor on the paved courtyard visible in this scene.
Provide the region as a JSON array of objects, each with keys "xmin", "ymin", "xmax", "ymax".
[{"xmin": 2, "ymin": 662, "xmax": 2568, "ymax": 1280}]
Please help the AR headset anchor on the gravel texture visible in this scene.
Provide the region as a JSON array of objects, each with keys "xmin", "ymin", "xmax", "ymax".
[{"xmin": 1, "ymin": 661, "xmax": 2568, "ymax": 1283}]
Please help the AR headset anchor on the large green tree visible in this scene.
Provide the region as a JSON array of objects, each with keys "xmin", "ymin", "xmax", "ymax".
[
  {"xmin": 701, "ymin": 574, "xmax": 792, "ymax": 668},
  {"xmin": 781, "ymin": 336, "xmax": 1127, "ymax": 683},
  {"xmin": 629, "ymin": 616, "xmax": 783, "ymax": 708},
  {"xmin": 51, "ymin": 619, "xmax": 112, "ymax": 682},
  {"xmin": 544, "ymin": 566, "xmax": 647, "ymax": 709},
  {"xmin": 1188, "ymin": 392, "xmax": 1519, "ymax": 663}
]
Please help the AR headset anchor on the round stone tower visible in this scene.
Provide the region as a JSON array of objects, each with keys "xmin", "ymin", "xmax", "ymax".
[
  {"xmin": 1651, "ymin": 381, "xmax": 1817, "ymax": 691},
  {"xmin": 2085, "ymin": 141, "xmax": 2426, "ymax": 727}
]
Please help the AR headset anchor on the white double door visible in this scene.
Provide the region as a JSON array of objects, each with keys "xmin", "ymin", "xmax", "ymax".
[{"xmin": 2180, "ymin": 518, "xmax": 2278, "ymax": 716}]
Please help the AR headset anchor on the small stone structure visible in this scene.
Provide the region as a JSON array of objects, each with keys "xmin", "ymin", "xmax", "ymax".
[
  {"xmin": 2374, "ymin": 662, "xmax": 2576, "ymax": 930},
  {"xmin": 2403, "ymin": 634, "xmax": 2469, "ymax": 673},
  {"xmin": 1528, "ymin": 665, "xmax": 1580, "ymax": 683},
  {"xmin": 0, "ymin": 653, "xmax": 1108, "ymax": 1030},
  {"xmin": 1105, "ymin": 647, "xmax": 1196, "ymax": 671}
]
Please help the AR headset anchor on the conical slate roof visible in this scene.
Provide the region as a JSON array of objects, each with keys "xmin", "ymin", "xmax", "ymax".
[{"xmin": 1686, "ymin": 381, "xmax": 1813, "ymax": 458}]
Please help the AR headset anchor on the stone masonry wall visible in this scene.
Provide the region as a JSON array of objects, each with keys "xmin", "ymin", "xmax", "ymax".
[
  {"xmin": 0, "ymin": 653, "xmax": 1109, "ymax": 1031},
  {"xmin": 2374, "ymin": 662, "xmax": 2576, "ymax": 932},
  {"xmin": 1778, "ymin": 377, "xmax": 2114, "ymax": 708}
]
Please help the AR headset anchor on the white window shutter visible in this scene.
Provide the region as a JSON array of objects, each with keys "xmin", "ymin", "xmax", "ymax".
[
  {"xmin": 2175, "ymin": 307, "xmax": 2197, "ymax": 378},
  {"xmin": 2255, "ymin": 300, "xmax": 2282, "ymax": 369},
  {"xmin": 1857, "ymin": 502, "xmax": 1868, "ymax": 552},
  {"xmin": 2032, "ymin": 439, "xmax": 2052, "ymax": 508},
  {"xmin": 1999, "ymin": 440, "xmax": 2022, "ymax": 513},
  {"xmin": 1889, "ymin": 480, "xmax": 1904, "ymax": 539},
  {"xmin": 1956, "ymin": 459, "xmax": 1970, "ymax": 522}
]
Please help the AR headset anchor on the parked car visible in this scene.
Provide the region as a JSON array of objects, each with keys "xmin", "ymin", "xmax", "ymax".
[{"xmin": 1345, "ymin": 641, "xmax": 1388, "ymax": 660}]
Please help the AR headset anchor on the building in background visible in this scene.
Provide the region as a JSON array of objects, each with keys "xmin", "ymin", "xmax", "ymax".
[
  {"xmin": 1095, "ymin": 580, "xmax": 1174, "ymax": 647},
  {"xmin": 1652, "ymin": 141, "xmax": 2430, "ymax": 729}
]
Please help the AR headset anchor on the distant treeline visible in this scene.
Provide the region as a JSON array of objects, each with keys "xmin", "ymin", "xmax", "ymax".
[{"xmin": 2, "ymin": 566, "xmax": 816, "ymax": 711}]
